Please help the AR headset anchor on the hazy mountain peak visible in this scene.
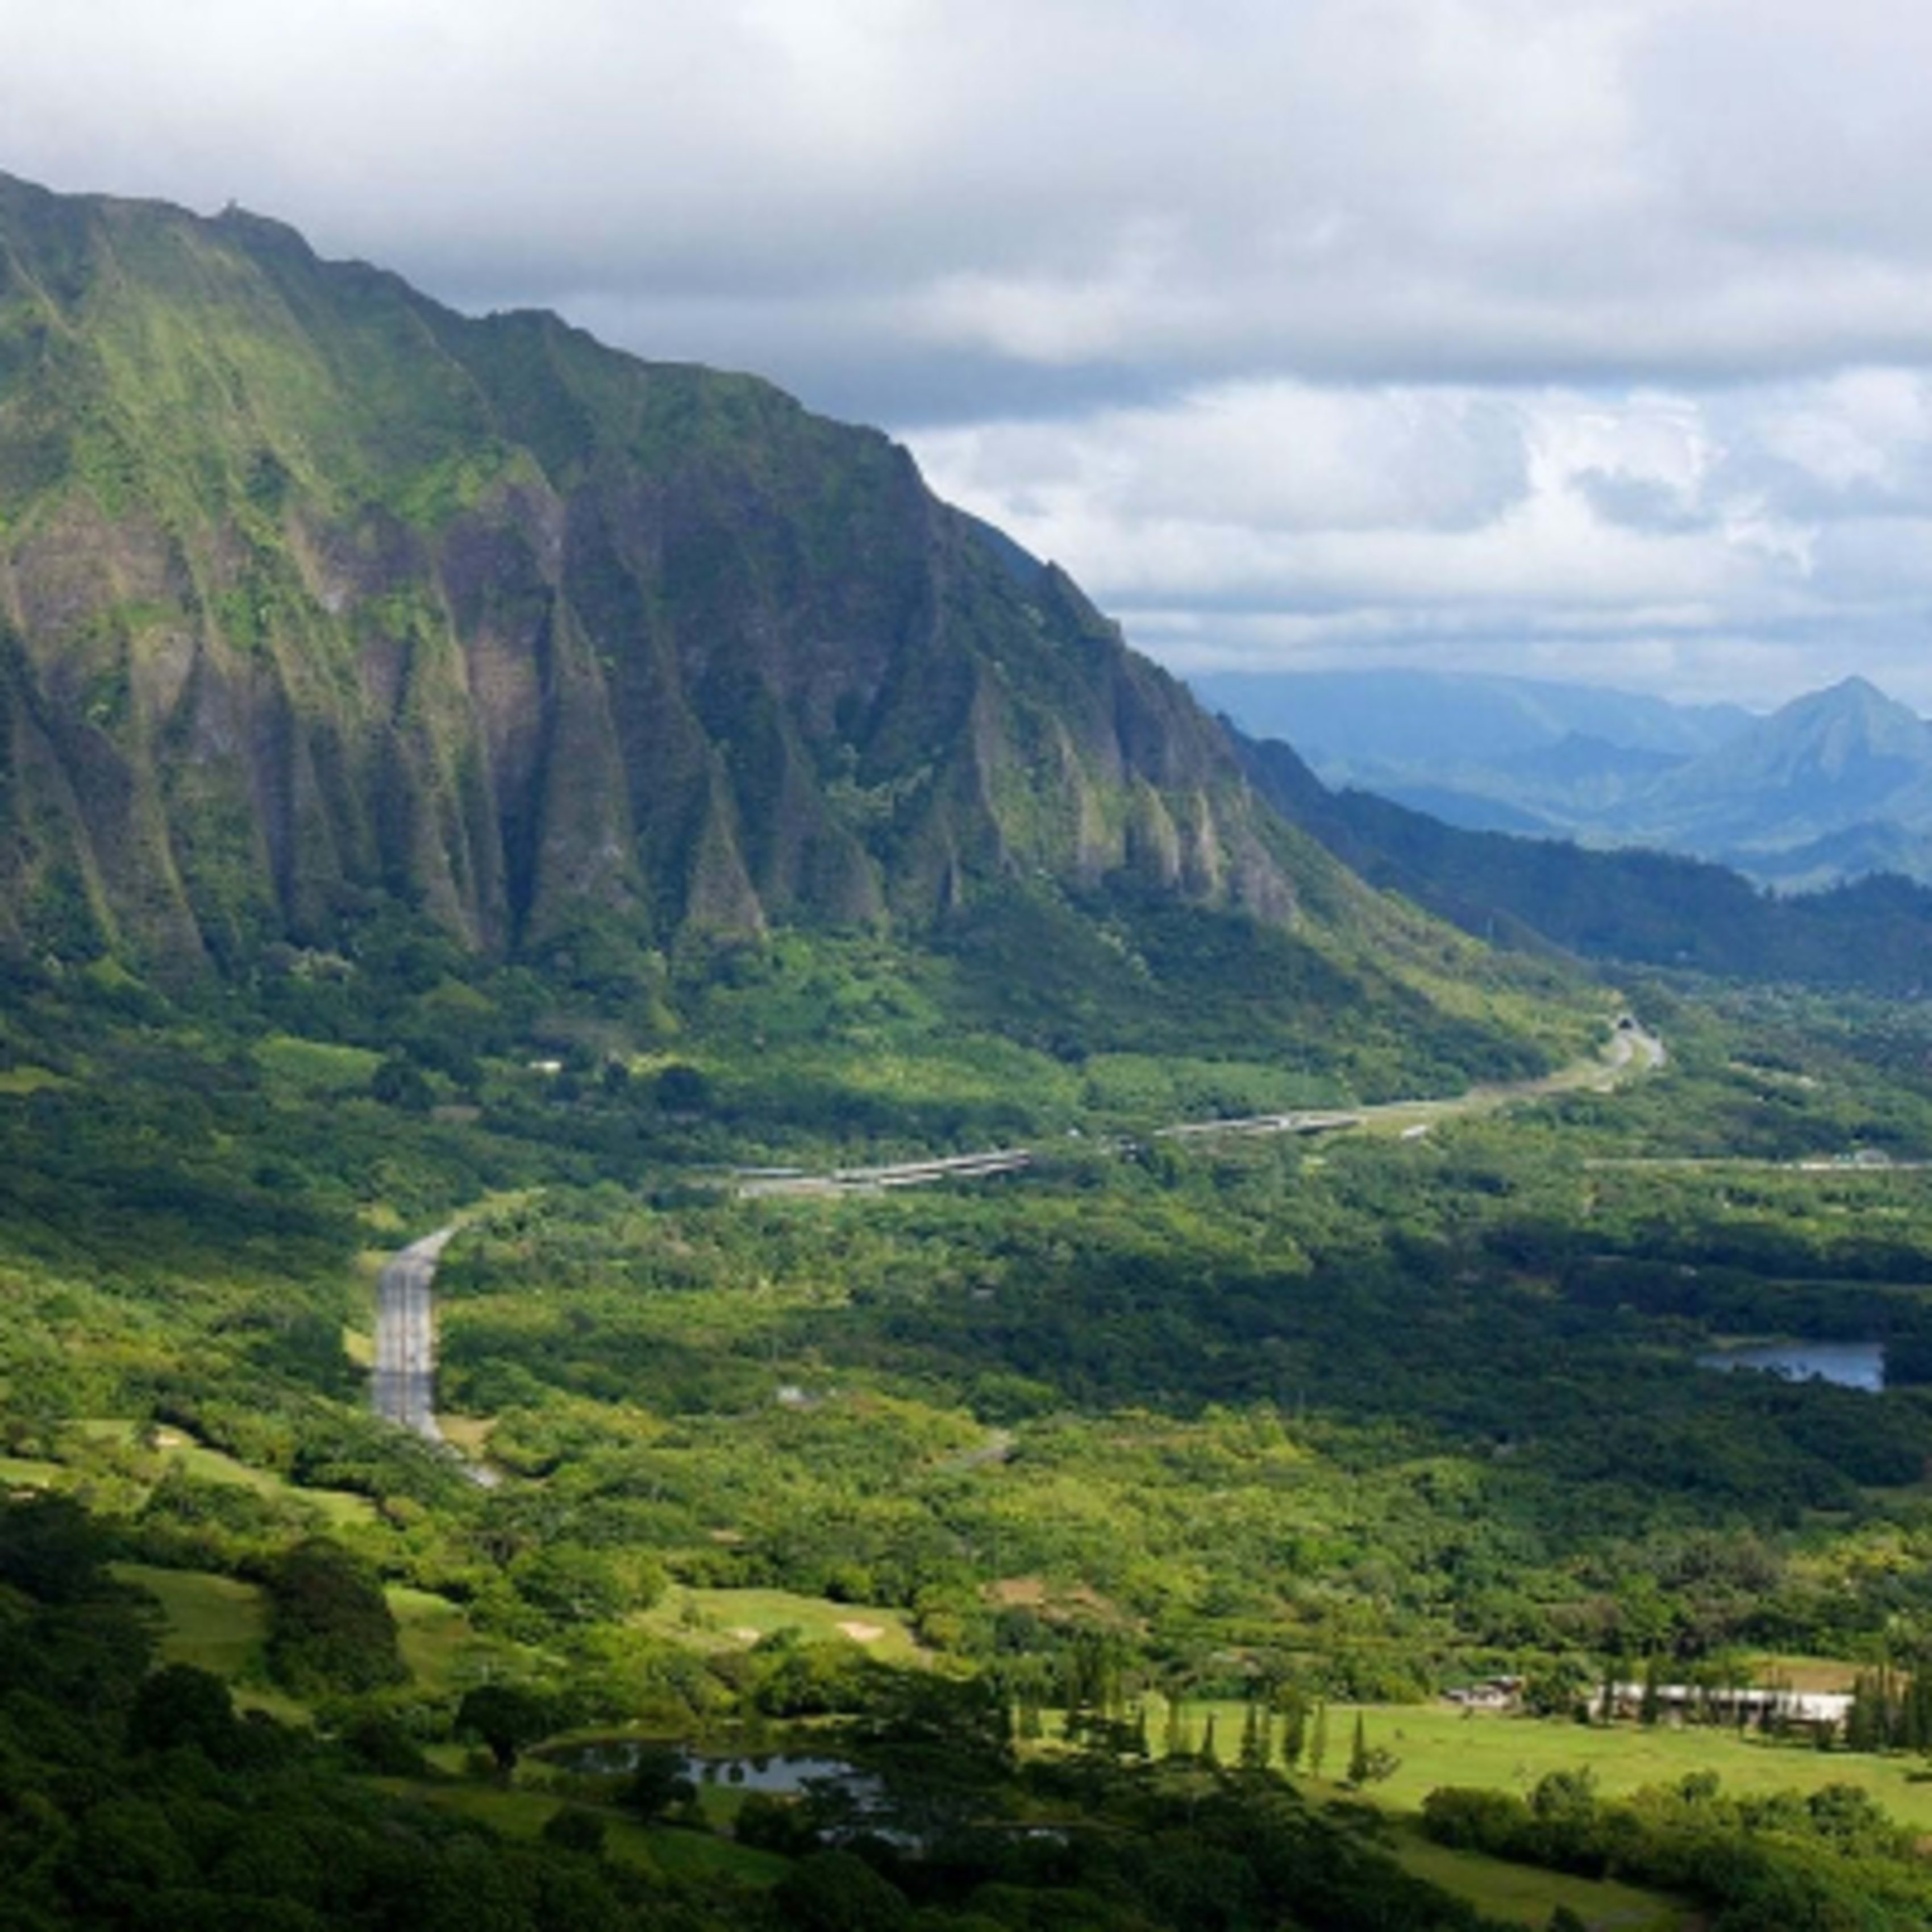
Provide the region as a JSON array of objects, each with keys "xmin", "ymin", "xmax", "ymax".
[
  {"xmin": 1814, "ymin": 671, "xmax": 1896, "ymax": 703},
  {"xmin": 1191, "ymin": 667, "xmax": 1755, "ymax": 772},
  {"xmin": 1705, "ymin": 675, "xmax": 1929, "ymax": 778}
]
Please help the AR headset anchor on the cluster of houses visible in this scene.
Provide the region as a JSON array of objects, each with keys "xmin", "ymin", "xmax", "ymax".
[{"xmin": 1444, "ymin": 1675, "xmax": 1852, "ymax": 1737}]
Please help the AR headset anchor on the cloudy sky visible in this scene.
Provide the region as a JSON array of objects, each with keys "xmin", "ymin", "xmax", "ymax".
[{"xmin": 8, "ymin": 0, "xmax": 1932, "ymax": 711}]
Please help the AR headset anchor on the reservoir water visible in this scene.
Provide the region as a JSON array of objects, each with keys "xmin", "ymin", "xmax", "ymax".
[
  {"xmin": 1696, "ymin": 1340, "xmax": 1885, "ymax": 1392},
  {"xmin": 540, "ymin": 1739, "xmax": 882, "ymax": 1802}
]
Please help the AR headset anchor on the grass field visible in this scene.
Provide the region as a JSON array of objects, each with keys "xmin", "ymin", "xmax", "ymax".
[
  {"xmin": 161, "ymin": 1435, "xmax": 380, "ymax": 1527},
  {"xmin": 372, "ymin": 1778, "xmax": 787, "ymax": 1886},
  {"xmin": 1134, "ymin": 1697, "xmax": 1932, "ymax": 1927},
  {"xmin": 0, "ymin": 1455, "xmax": 65, "ymax": 1489},
  {"xmin": 255, "ymin": 1034, "xmax": 383, "ymax": 1098},
  {"xmin": 642, "ymin": 1821, "xmax": 789, "ymax": 1885},
  {"xmin": 70, "ymin": 1418, "xmax": 380, "ymax": 1527},
  {"xmin": 0, "ymin": 1065, "xmax": 65, "ymax": 1094},
  {"xmin": 110, "ymin": 1560, "xmax": 486, "ymax": 1712},
  {"xmin": 1318, "ymin": 1702, "xmax": 1932, "ymax": 1831},
  {"xmin": 437, "ymin": 1413, "xmax": 496, "ymax": 1458},
  {"xmin": 113, "ymin": 1560, "xmax": 269, "ymax": 1678},
  {"xmin": 1742, "ymin": 1652, "xmax": 1858, "ymax": 1693},
  {"xmin": 389, "ymin": 1585, "xmax": 488, "ymax": 1692},
  {"xmin": 106, "ymin": 1559, "xmax": 314, "ymax": 1722},
  {"xmin": 642, "ymin": 1585, "xmax": 921, "ymax": 1662},
  {"xmin": 1384, "ymin": 1819, "xmax": 1687, "ymax": 1930}
]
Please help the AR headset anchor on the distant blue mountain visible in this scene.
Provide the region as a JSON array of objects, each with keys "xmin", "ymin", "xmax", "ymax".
[
  {"xmin": 1612, "ymin": 677, "xmax": 1932, "ymax": 860},
  {"xmin": 1189, "ymin": 668, "xmax": 1754, "ymax": 773},
  {"xmin": 1196, "ymin": 668, "xmax": 1932, "ymax": 887},
  {"xmin": 1227, "ymin": 722, "xmax": 1932, "ymax": 996}
]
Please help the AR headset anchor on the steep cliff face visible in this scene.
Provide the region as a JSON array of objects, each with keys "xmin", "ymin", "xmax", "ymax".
[{"xmin": 0, "ymin": 176, "xmax": 1298, "ymax": 973}]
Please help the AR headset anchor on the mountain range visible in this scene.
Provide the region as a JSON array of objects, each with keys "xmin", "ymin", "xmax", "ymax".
[
  {"xmin": 1197, "ymin": 668, "xmax": 1932, "ymax": 890},
  {"xmin": 0, "ymin": 174, "xmax": 1321, "ymax": 967},
  {"xmin": 13, "ymin": 167, "xmax": 1926, "ymax": 1057},
  {"xmin": 0, "ymin": 172, "xmax": 1575, "ymax": 1088},
  {"xmin": 1228, "ymin": 723, "xmax": 1932, "ymax": 997}
]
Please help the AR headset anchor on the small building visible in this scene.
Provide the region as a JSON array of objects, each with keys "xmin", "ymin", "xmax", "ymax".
[{"xmin": 1443, "ymin": 1676, "xmax": 1523, "ymax": 1713}]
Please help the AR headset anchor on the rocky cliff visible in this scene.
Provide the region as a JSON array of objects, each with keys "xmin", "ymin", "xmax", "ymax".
[{"xmin": 0, "ymin": 174, "xmax": 1307, "ymax": 975}]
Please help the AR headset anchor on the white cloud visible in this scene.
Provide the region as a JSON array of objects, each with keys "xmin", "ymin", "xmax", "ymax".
[
  {"xmin": 911, "ymin": 371, "xmax": 1932, "ymax": 708},
  {"xmin": 8, "ymin": 0, "xmax": 1932, "ymax": 704},
  {"xmin": 918, "ymin": 382, "xmax": 1529, "ymax": 535}
]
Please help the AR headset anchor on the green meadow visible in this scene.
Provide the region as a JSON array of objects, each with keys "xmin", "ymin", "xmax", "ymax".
[
  {"xmin": 1328, "ymin": 1702, "xmax": 1932, "ymax": 1831},
  {"xmin": 1385, "ymin": 1822, "xmax": 1687, "ymax": 1930},
  {"xmin": 643, "ymin": 1584, "xmax": 921, "ymax": 1662}
]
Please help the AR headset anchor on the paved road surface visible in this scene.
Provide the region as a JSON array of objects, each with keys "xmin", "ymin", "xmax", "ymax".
[
  {"xmin": 372, "ymin": 1227, "xmax": 455, "ymax": 1443},
  {"xmin": 738, "ymin": 1149, "xmax": 1036, "ymax": 1198},
  {"xmin": 734, "ymin": 1019, "xmax": 1667, "ymax": 1197},
  {"xmin": 372, "ymin": 1022, "xmax": 1663, "ymax": 1452}
]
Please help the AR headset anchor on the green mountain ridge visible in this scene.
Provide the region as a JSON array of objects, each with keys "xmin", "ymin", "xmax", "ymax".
[
  {"xmin": 1229, "ymin": 723, "xmax": 1932, "ymax": 995},
  {"xmin": 0, "ymin": 171, "xmax": 1578, "ymax": 1089},
  {"xmin": 0, "ymin": 176, "xmax": 1294, "ymax": 962}
]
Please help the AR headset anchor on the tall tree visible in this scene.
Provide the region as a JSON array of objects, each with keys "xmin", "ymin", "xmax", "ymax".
[
  {"xmin": 1309, "ymin": 1700, "xmax": 1330, "ymax": 1781},
  {"xmin": 1164, "ymin": 1692, "xmax": 1191, "ymax": 1760},
  {"xmin": 455, "ymin": 1682, "xmax": 555, "ymax": 1777},
  {"xmin": 1348, "ymin": 1713, "xmax": 1371, "ymax": 1787},
  {"xmin": 1277, "ymin": 1687, "xmax": 1309, "ymax": 1772},
  {"xmin": 1239, "ymin": 1690, "xmax": 1273, "ymax": 1772}
]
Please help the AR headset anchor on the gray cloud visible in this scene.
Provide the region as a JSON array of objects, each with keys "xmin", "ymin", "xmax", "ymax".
[
  {"xmin": 6, "ymin": 0, "xmax": 1932, "ymax": 706},
  {"xmin": 1572, "ymin": 471, "xmax": 1715, "ymax": 536}
]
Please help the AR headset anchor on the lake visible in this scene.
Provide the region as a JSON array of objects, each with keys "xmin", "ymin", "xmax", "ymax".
[
  {"xmin": 540, "ymin": 1739, "xmax": 883, "ymax": 1802},
  {"xmin": 1696, "ymin": 1340, "xmax": 1885, "ymax": 1392}
]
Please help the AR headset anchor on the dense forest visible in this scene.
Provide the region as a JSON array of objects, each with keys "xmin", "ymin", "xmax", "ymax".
[
  {"xmin": 9, "ymin": 935, "xmax": 1932, "ymax": 1926},
  {"xmin": 10, "ymin": 168, "xmax": 1932, "ymax": 1932}
]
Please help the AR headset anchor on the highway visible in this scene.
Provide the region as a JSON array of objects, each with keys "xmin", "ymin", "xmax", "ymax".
[
  {"xmin": 371, "ymin": 1226, "xmax": 455, "ymax": 1443},
  {"xmin": 736, "ymin": 1148, "xmax": 1036, "ymax": 1197},
  {"xmin": 1153, "ymin": 1109, "xmax": 1364, "ymax": 1142},
  {"xmin": 732, "ymin": 1021, "xmax": 1667, "ymax": 1198},
  {"xmin": 378, "ymin": 1021, "xmax": 1665, "ymax": 1433}
]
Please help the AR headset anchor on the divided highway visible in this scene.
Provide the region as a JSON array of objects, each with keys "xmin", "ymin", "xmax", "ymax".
[
  {"xmin": 371, "ymin": 1226, "xmax": 455, "ymax": 1443},
  {"xmin": 374, "ymin": 1020, "xmax": 1665, "ymax": 1431},
  {"xmin": 733, "ymin": 1021, "xmax": 1667, "ymax": 1198}
]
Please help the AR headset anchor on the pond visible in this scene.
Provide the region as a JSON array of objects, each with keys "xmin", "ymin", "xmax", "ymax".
[
  {"xmin": 1696, "ymin": 1339, "xmax": 1885, "ymax": 1392},
  {"xmin": 683, "ymin": 1754, "xmax": 885, "ymax": 1804},
  {"xmin": 540, "ymin": 1739, "xmax": 885, "ymax": 1805}
]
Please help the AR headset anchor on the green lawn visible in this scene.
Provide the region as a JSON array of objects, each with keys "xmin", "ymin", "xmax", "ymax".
[
  {"xmin": 75, "ymin": 1419, "xmax": 380, "ymax": 1527},
  {"xmin": 389, "ymin": 1585, "xmax": 486, "ymax": 1692},
  {"xmin": 114, "ymin": 1560, "xmax": 268, "ymax": 1672},
  {"xmin": 641, "ymin": 1822, "xmax": 788, "ymax": 1885},
  {"xmin": 642, "ymin": 1585, "xmax": 920, "ymax": 1662},
  {"xmin": 0, "ymin": 1455, "xmax": 65, "ymax": 1489},
  {"xmin": 109, "ymin": 1560, "xmax": 294, "ymax": 1714},
  {"xmin": 1385, "ymin": 1819, "xmax": 1688, "ymax": 1930},
  {"xmin": 370, "ymin": 1779, "xmax": 787, "ymax": 1885},
  {"xmin": 255, "ymin": 1034, "xmax": 383, "ymax": 1098},
  {"xmin": 0, "ymin": 1065, "xmax": 65, "ymax": 1094},
  {"xmin": 1329, "ymin": 1702, "xmax": 1932, "ymax": 1831},
  {"xmin": 1132, "ymin": 1698, "xmax": 1919, "ymax": 1926},
  {"xmin": 112, "ymin": 1563, "xmax": 483, "ymax": 1710},
  {"xmin": 162, "ymin": 1434, "xmax": 379, "ymax": 1527}
]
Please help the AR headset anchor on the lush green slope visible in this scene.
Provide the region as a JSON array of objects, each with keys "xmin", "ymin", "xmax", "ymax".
[
  {"xmin": 1233, "ymin": 724, "xmax": 1932, "ymax": 994},
  {"xmin": 7, "ymin": 918, "xmax": 1932, "ymax": 1925},
  {"xmin": 0, "ymin": 172, "xmax": 1604, "ymax": 1093},
  {"xmin": 18, "ymin": 169, "xmax": 1932, "ymax": 1930}
]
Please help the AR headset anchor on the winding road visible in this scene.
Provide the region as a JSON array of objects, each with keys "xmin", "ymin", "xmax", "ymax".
[
  {"xmin": 377, "ymin": 1019, "xmax": 1666, "ymax": 1434},
  {"xmin": 733, "ymin": 1018, "xmax": 1668, "ymax": 1196}
]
